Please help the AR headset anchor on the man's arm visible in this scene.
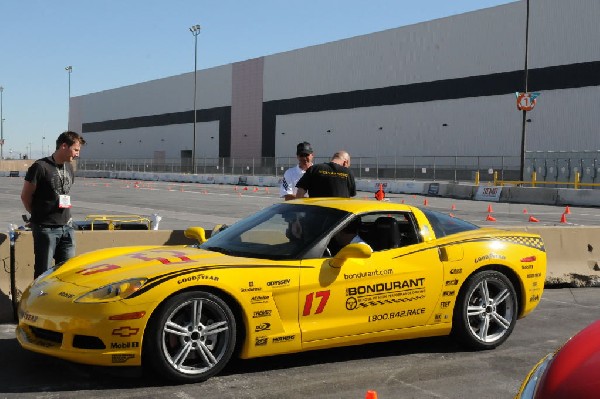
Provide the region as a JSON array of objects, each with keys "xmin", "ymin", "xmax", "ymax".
[
  {"xmin": 21, "ymin": 180, "xmax": 36, "ymax": 214},
  {"xmin": 295, "ymin": 188, "xmax": 307, "ymax": 199}
]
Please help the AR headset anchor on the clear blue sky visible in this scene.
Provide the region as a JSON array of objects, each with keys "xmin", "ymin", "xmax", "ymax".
[{"xmin": 1, "ymin": 0, "xmax": 516, "ymax": 159}]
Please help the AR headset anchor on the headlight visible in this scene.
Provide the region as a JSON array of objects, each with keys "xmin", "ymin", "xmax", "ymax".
[
  {"xmin": 75, "ymin": 278, "xmax": 147, "ymax": 303},
  {"xmin": 516, "ymin": 353, "xmax": 554, "ymax": 399}
]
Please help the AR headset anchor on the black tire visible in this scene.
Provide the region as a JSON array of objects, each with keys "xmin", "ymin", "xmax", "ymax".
[
  {"xmin": 452, "ymin": 270, "xmax": 518, "ymax": 350},
  {"xmin": 143, "ymin": 291, "xmax": 237, "ymax": 383}
]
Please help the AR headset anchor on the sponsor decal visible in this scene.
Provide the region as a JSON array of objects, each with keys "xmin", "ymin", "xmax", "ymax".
[
  {"xmin": 254, "ymin": 323, "xmax": 271, "ymax": 333},
  {"xmin": 130, "ymin": 250, "xmax": 192, "ymax": 265},
  {"xmin": 343, "ymin": 269, "xmax": 393, "ymax": 280},
  {"xmin": 527, "ymin": 273, "xmax": 542, "ymax": 279},
  {"xmin": 442, "ymin": 290, "xmax": 456, "ymax": 296},
  {"xmin": 241, "ymin": 287, "xmax": 262, "ymax": 292},
  {"xmin": 112, "ymin": 354, "xmax": 135, "ymax": 364},
  {"xmin": 112, "ymin": 327, "xmax": 140, "ymax": 337},
  {"xmin": 251, "ymin": 295, "xmax": 270, "ymax": 304},
  {"xmin": 434, "ymin": 314, "xmax": 443, "ymax": 323},
  {"xmin": 272, "ymin": 335, "xmax": 295, "ymax": 343},
  {"xmin": 346, "ymin": 278, "xmax": 425, "ymax": 296},
  {"xmin": 445, "ymin": 279, "xmax": 459, "ymax": 286},
  {"xmin": 529, "ymin": 294, "xmax": 540, "ymax": 303},
  {"xmin": 77, "ymin": 263, "xmax": 121, "ymax": 275},
  {"xmin": 368, "ymin": 308, "xmax": 425, "ymax": 322},
  {"xmin": 22, "ymin": 312, "xmax": 38, "ymax": 322},
  {"xmin": 475, "ymin": 253, "xmax": 507, "ymax": 263},
  {"xmin": 255, "ymin": 337, "xmax": 268, "ymax": 346},
  {"xmin": 177, "ymin": 273, "xmax": 219, "ymax": 284},
  {"xmin": 253, "ymin": 310, "xmax": 272, "ymax": 318},
  {"xmin": 110, "ymin": 341, "xmax": 140, "ymax": 349},
  {"xmin": 440, "ymin": 301, "xmax": 451, "ymax": 308},
  {"xmin": 532, "ymin": 281, "xmax": 538, "ymax": 287},
  {"xmin": 521, "ymin": 264, "xmax": 534, "ymax": 270},
  {"xmin": 267, "ymin": 279, "xmax": 291, "ymax": 287},
  {"xmin": 58, "ymin": 291, "xmax": 74, "ymax": 299},
  {"xmin": 449, "ymin": 268, "xmax": 462, "ymax": 274},
  {"xmin": 346, "ymin": 297, "xmax": 358, "ymax": 310}
]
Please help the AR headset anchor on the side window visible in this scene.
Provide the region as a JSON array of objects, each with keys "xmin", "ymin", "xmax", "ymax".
[{"xmin": 360, "ymin": 212, "xmax": 420, "ymax": 251}]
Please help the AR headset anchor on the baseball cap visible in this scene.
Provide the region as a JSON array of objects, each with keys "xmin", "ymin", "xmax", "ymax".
[{"xmin": 296, "ymin": 142, "xmax": 314, "ymax": 155}]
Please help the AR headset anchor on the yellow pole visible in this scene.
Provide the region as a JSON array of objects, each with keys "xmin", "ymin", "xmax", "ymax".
[
  {"xmin": 575, "ymin": 172, "xmax": 580, "ymax": 189},
  {"xmin": 475, "ymin": 171, "xmax": 480, "ymax": 186},
  {"xmin": 531, "ymin": 170, "xmax": 537, "ymax": 187},
  {"xmin": 493, "ymin": 171, "xmax": 498, "ymax": 186}
]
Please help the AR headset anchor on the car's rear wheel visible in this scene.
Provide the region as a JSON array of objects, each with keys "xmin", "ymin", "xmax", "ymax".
[
  {"xmin": 452, "ymin": 270, "xmax": 517, "ymax": 350},
  {"xmin": 144, "ymin": 291, "xmax": 237, "ymax": 383}
]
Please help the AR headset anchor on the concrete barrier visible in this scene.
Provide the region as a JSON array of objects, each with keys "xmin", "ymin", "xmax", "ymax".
[{"xmin": 2, "ymin": 225, "xmax": 599, "ymax": 323}]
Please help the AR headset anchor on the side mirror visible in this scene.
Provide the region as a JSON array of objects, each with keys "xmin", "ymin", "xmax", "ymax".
[
  {"xmin": 185, "ymin": 227, "xmax": 207, "ymax": 244},
  {"xmin": 329, "ymin": 243, "xmax": 372, "ymax": 268}
]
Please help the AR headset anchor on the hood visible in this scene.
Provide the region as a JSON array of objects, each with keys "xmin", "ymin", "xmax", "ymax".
[{"xmin": 48, "ymin": 245, "xmax": 245, "ymax": 288}]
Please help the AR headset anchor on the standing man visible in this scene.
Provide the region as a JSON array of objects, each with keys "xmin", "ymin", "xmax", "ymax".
[
  {"xmin": 21, "ymin": 131, "xmax": 86, "ymax": 278},
  {"xmin": 295, "ymin": 150, "xmax": 356, "ymax": 198},
  {"xmin": 280, "ymin": 141, "xmax": 314, "ymax": 200}
]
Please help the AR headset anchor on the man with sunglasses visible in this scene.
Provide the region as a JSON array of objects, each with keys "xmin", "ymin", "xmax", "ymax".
[{"xmin": 279, "ymin": 141, "xmax": 314, "ymax": 200}]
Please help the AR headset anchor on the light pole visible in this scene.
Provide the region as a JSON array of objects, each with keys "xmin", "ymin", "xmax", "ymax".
[
  {"xmin": 519, "ymin": 0, "xmax": 530, "ymax": 181},
  {"xmin": 42, "ymin": 136, "xmax": 46, "ymax": 157},
  {"xmin": 0, "ymin": 86, "xmax": 4, "ymax": 159},
  {"xmin": 189, "ymin": 24, "xmax": 201, "ymax": 174},
  {"xmin": 65, "ymin": 66, "xmax": 72, "ymax": 130}
]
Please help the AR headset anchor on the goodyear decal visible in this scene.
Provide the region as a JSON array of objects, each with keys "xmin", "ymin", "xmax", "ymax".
[
  {"xmin": 128, "ymin": 264, "xmax": 310, "ymax": 299},
  {"xmin": 475, "ymin": 253, "xmax": 507, "ymax": 263}
]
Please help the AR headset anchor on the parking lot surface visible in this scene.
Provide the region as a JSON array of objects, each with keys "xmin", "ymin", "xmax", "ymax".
[{"xmin": 0, "ymin": 176, "xmax": 598, "ymax": 398}]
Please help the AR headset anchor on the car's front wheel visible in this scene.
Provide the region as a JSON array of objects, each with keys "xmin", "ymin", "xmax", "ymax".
[
  {"xmin": 452, "ymin": 270, "xmax": 518, "ymax": 350},
  {"xmin": 144, "ymin": 291, "xmax": 237, "ymax": 383}
]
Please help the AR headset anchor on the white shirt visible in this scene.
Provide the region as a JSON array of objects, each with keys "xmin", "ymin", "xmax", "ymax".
[{"xmin": 280, "ymin": 165, "xmax": 306, "ymax": 198}]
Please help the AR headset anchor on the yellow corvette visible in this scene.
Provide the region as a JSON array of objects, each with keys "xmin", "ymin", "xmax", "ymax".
[{"xmin": 17, "ymin": 199, "xmax": 546, "ymax": 383}]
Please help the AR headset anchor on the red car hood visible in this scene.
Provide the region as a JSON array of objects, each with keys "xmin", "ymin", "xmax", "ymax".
[{"xmin": 536, "ymin": 319, "xmax": 600, "ymax": 398}]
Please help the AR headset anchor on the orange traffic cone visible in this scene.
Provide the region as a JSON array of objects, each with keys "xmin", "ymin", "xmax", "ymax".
[
  {"xmin": 451, "ymin": 204, "xmax": 456, "ymax": 211},
  {"xmin": 486, "ymin": 214, "xmax": 497, "ymax": 222},
  {"xmin": 243, "ymin": 187, "xmax": 248, "ymax": 191},
  {"xmin": 401, "ymin": 199, "xmax": 405, "ymax": 204},
  {"xmin": 560, "ymin": 213, "xmax": 568, "ymax": 223},
  {"xmin": 253, "ymin": 187, "xmax": 259, "ymax": 192},
  {"xmin": 528, "ymin": 215, "xmax": 540, "ymax": 223},
  {"xmin": 424, "ymin": 198, "xmax": 429, "ymax": 206},
  {"xmin": 522, "ymin": 208, "xmax": 528, "ymax": 214},
  {"xmin": 365, "ymin": 391, "xmax": 378, "ymax": 399},
  {"xmin": 487, "ymin": 204, "xmax": 494, "ymax": 213},
  {"xmin": 564, "ymin": 205, "xmax": 571, "ymax": 214},
  {"xmin": 375, "ymin": 183, "xmax": 385, "ymax": 201}
]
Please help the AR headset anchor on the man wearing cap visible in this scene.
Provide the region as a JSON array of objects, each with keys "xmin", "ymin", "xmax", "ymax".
[{"xmin": 280, "ymin": 142, "xmax": 314, "ymax": 200}]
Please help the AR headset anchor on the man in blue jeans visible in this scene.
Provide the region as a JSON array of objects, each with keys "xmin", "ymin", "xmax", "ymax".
[{"xmin": 21, "ymin": 131, "xmax": 86, "ymax": 278}]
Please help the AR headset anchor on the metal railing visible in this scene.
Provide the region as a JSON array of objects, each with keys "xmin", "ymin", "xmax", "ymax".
[
  {"xmin": 71, "ymin": 151, "xmax": 600, "ymax": 187},
  {"xmin": 77, "ymin": 155, "xmax": 522, "ymax": 183}
]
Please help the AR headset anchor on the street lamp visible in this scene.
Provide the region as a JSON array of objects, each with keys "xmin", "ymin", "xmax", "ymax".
[
  {"xmin": 42, "ymin": 136, "xmax": 46, "ymax": 157},
  {"xmin": 0, "ymin": 86, "xmax": 4, "ymax": 159},
  {"xmin": 65, "ymin": 66, "xmax": 72, "ymax": 130},
  {"xmin": 189, "ymin": 24, "xmax": 201, "ymax": 174},
  {"xmin": 519, "ymin": 0, "xmax": 531, "ymax": 181}
]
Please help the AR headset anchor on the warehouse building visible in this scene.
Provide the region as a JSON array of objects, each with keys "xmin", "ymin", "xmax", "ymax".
[{"xmin": 70, "ymin": 0, "xmax": 600, "ymax": 181}]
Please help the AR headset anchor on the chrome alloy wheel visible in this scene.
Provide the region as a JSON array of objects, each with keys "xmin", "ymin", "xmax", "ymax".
[
  {"xmin": 466, "ymin": 278, "xmax": 515, "ymax": 343},
  {"xmin": 161, "ymin": 297, "xmax": 231, "ymax": 375}
]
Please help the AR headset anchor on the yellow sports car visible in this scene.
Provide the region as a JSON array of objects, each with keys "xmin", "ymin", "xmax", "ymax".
[{"xmin": 17, "ymin": 199, "xmax": 546, "ymax": 383}]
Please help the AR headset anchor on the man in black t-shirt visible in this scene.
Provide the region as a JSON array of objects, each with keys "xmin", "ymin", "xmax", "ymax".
[
  {"xmin": 295, "ymin": 150, "xmax": 356, "ymax": 198},
  {"xmin": 21, "ymin": 131, "xmax": 86, "ymax": 278}
]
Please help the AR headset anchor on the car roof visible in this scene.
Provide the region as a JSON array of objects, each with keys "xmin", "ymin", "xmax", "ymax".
[{"xmin": 288, "ymin": 197, "xmax": 417, "ymax": 214}]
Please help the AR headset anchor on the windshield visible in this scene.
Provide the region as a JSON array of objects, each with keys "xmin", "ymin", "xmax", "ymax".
[
  {"xmin": 420, "ymin": 208, "xmax": 479, "ymax": 238},
  {"xmin": 199, "ymin": 203, "xmax": 349, "ymax": 260}
]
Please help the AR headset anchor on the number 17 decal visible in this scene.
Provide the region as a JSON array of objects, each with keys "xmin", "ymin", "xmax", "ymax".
[{"xmin": 302, "ymin": 290, "xmax": 330, "ymax": 316}]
